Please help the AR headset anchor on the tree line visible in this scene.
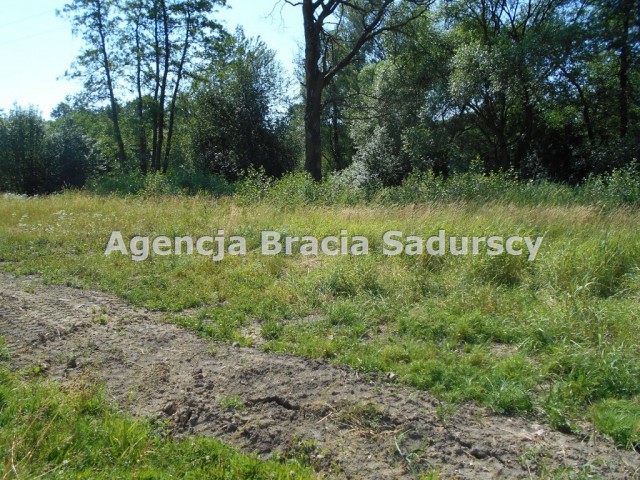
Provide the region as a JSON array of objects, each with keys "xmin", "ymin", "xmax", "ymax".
[{"xmin": 0, "ymin": 0, "xmax": 638, "ymax": 195}]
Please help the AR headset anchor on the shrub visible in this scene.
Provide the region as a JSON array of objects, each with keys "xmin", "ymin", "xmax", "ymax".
[
  {"xmin": 0, "ymin": 107, "xmax": 100, "ymax": 195},
  {"xmin": 579, "ymin": 163, "xmax": 640, "ymax": 207}
]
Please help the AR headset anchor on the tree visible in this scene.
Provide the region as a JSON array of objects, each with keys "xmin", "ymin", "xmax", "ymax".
[
  {"xmin": 140, "ymin": 0, "xmax": 226, "ymax": 173},
  {"xmin": 446, "ymin": 0, "xmax": 579, "ymax": 173},
  {"xmin": 4, "ymin": 107, "xmax": 47, "ymax": 194},
  {"xmin": 62, "ymin": 0, "xmax": 128, "ymax": 166},
  {"xmin": 122, "ymin": 0, "xmax": 151, "ymax": 174},
  {"xmin": 191, "ymin": 32, "xmax": 297, "ymax": 179},
  {"xmin": 284, "ymin": 0, "xmax": 431, "ymax": 181},
  {"xmin": 0, "ymin": 107, "xmax": 99, "ymax": 194},
  {"xmin": 591, "ymin": 0, "xmax": 640, "ymax": 139},
  {"xmin": 62, "ymin": 0, "xmax": 226, "ymax": 173},
  {"xmin": 47, "ymin": 111, "xmax": 102, "ymax": 190},
  {"xmin": 0, "ymin": 112, "xmax": 8, "ymax": 191},
  {"xmin": 346, "ymin": 12, "xmax": 456, "ymax": 185}
]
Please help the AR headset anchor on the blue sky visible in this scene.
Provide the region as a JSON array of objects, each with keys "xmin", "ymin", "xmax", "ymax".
[{"xmin": 0, "ymin": 0, "xmax": 303, "ymax": 118}]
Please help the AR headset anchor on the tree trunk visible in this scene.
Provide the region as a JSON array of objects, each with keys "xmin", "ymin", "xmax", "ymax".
[
  {"xmin": 577, "ymin": 85, "xmax": 595, "ymax": 144},
  {"xmin": 560, "ymin": 67, "xmax": 595, "ymax": 144},
  {"xmin": 303, "ymin": 0, "xmax": 324, "ymax": 182},
  {"xmin": 619, "ymin": 0, "xmax": 631, "ymax": 139},
  {"xmin": 515, "ymin": 90, "xmax": 534, "ymax": 172},
  {"xmin": 305, "ymin": 81, "xmax": 324, "ymax": 182},
  {"xmin": 495, "ymin": 92, "xmax": 510, "ymax": 170},
  {"xmin": 96, "ymin": 0, "xmax": 127, "ymax": 166},
  {"xmin": 151, "ymin": 4, "xmax": 161, "ymax": 172},
  {"xmin": 496, "ymin": 125, "xmax": 510, "ymax": 171},
  {"xmin": 156, "ymin": 0, "xmax": 170, "ymax": 171},
  {"xmin": 135, "ymin": 15, "xmax": 148, "ymax": 175},
  {"xmin": 297, "ymin": 0, "xmax": 427, "ymax": 181},
  {"xmin": 163, "ymin": 12, "xmax": 191, "ymax": 173},
  {"xmin": 331, "ymin": 100, "xmax": 343, "ymax": 169}
]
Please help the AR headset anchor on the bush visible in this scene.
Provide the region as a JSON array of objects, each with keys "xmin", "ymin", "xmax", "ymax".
[
  {"xmin": 88, "ymin": 169, "xmax": 233, "ymax": 197},
  {"xmin": 232, "ymin": 165, "xmax": 640, "ymax": 208},
  {"xmin": 235, "ymin": 169, "xmax": 371, "ymax": 206},
  {"xmin": 87, "ymin": 171, "xmax": 145, "ymax": 195},
  {"xmin": 579, "ymin": 163, "xmax": 640, "ymax": 207},
  {"xmin": 0, "ymin": 106, "xmax": 99, "ymax": 195},
  {"xmin": 169, "ymin": 167, "xmax": 234, "ymax": 196}
]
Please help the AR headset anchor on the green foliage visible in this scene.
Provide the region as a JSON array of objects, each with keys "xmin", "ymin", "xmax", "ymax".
[
  {"xmin": 88, "ymin": 171, "xmax": 146, "ymax": 195},
  {"xmin": 60, "ymin": 0, "xmax": 228, "ymax": 172},
  {"xmin": 579, "ymin": 163, "xmax": 640, "ymax": 207},
  {"xmin": 79, "ymin": 156, "xmax": 640, "ymax": 207},
  {"xmin": 142, "ymin": 171, "xmax": 175, "ymax": 196},
  {"xmin": 0, "ymin": 106, "xmax": 99, "ymax": 195},
  {"xmin": 340, "ymin": 0, "xmax": 640, "ymax": 183},
  {"xmin": 169, "ymin": 167, "xmax": 234, "ymax": 196},
  {"xmin": 235, "ymin": 169, "xmax": 375, "ymax": 207},
  {"xmin": 6, "ymin": 0, "xmax": 638, "ymax": 188},
  {"xmin": 0, "ymin": 106, "xmax": 46, "ymax": 194},
  {"xmin": 219, "ymin": 395, "xmax": 246, "ymax": 411},
  {"xmin": 233, "ymin": 166, "xmax": 640, "ymax": 208},
  {"xmin": 87, "ymin": 169, "xmax": 233, "ymax": 197},
  {"xmin": 190, "ymin": 32, "xmax": 298, "ymax": 180},
  {"xmin": 234, "ymin": 167, "xmax": 275, "ymax": 203}
]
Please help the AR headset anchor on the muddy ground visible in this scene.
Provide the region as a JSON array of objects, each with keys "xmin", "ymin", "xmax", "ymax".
[{"xmin": 0, "ymin": 273, "xmax": 638, "ymax": 479}]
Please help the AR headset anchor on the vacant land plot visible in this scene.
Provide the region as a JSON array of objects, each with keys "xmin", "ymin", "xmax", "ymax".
[
  {"xmin": 1, "ymin": 192, "xmax": 639, "ymax": 477},
  {"xmin": 1, "ymin": 273, "xmax": 639, "ymax": 478}
]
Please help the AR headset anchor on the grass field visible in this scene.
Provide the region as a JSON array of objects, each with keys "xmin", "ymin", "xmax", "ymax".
[{"xmin": 0, "ymin": 185, "xmax": 639, "ymax": 475}]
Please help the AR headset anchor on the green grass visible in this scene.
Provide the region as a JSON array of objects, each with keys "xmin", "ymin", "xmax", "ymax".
[
  {"xmin": 1, "ymin": 190, "xmax": 639, "ymax": 451},
  {"xmin": 0, "ymin": 366, "xmax": 314, "ymax": 479},
  {"xmin": 219, "ymin": 395, "xmax": 246, "ymax": 411},
  {"xmin": 591, "ymin": 399, "xmax": 640, "ymax": 449}
]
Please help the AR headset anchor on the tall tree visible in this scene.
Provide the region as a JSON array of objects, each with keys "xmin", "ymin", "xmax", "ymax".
[
  {"xmin": 596, "ymin": 0, "xmax": 640, "ymax": 138},
  {"xmin": 62, "ymin": 0, "xmax": 128, "ymax": 165},
  {"xmin": 123, "ymin": 0, "xmax": 150, "ymax": 174},
  {"xmin": 4, "ymin": 107, "xmax": 47, "ymax": 194},
  {"xmin": 191, "ymin": 32, "xmax": 297, "ymax": 179},
  {"xmin": 346, "ymin": 13, "xmax": 455, "ymax": 185},
  {"xmin": 284, "ymin": 0, "xmax": 431, "ymax": 181},
  {"xmin": 144, "ymin": 0, "xmax": 226, "ymax": 173},
  {"xmin": 63, "ymin": 0, "xmax": 225, "ymax": 173},
  {"xmin": 448, "ymin": 0, "xmax": 569, "ymax": 171}
]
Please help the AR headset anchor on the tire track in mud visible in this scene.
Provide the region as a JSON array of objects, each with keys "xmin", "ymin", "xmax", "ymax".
[{"xmin": 0, "ymin": 273, "xmax": 638, "ymax": 479}]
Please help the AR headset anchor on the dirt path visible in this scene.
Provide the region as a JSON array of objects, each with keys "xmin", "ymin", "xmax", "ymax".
[{"xmin": 0, "ymin": 273, "xmax": 638, "ymax": 479}]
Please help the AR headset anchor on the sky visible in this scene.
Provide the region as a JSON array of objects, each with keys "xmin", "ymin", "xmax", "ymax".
[{"xmin": 0, "ymin": 0, "xmax": 303, "ymax": 119}]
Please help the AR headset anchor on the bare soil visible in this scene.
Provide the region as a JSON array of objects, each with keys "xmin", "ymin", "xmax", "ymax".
[{"xmin": 1, "ymin": 273, "xmax": 638, "ymax": 479}]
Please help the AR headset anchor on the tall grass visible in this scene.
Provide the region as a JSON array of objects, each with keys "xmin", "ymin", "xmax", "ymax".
[
  {"xmin": 1, "ymin": 184, "xmax": 639, "ymax": 449},
  {"xmin": 84, "ymin": 163, "xmax": 640, "ymax": 208},
  {"xmin": 230, "ymin": 164, "xmax": 640, "ymax": 208}
]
